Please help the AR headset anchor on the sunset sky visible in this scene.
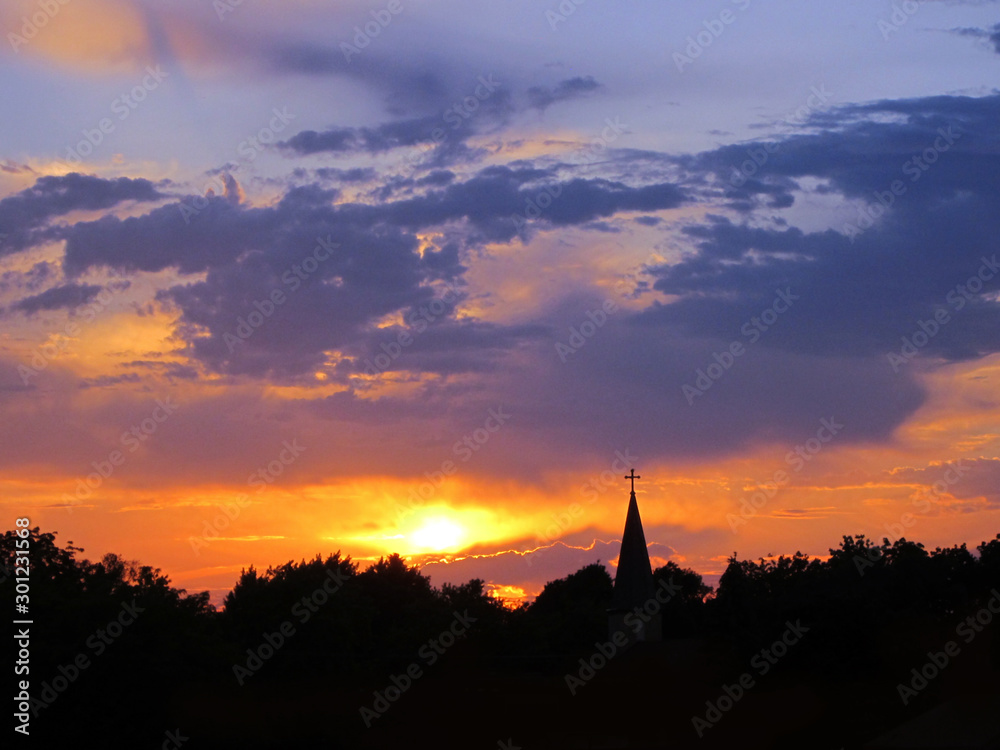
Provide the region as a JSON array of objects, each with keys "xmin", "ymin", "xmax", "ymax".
[{"xmin": 2, "ymin": 0, "xmax": 1000, "ymax": 605}]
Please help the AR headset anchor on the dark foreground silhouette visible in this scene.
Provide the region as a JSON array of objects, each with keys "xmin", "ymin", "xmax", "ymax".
[{"xmin": 3, "ymin": 528, "xmax": 998, "ymax": 749}]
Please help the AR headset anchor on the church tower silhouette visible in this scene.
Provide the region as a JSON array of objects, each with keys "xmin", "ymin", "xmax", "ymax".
[{"xmin": 607, "ymin": 470, "xmax": 662, "ymax": 642}]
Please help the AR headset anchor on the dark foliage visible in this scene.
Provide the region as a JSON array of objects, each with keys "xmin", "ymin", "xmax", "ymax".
[{"xmin": 3, "ymin": 527, "xmax": 998, "ymax": 747}]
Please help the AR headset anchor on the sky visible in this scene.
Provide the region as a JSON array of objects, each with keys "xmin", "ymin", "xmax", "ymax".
[{"xmin": 2, "ymin": 0, "xmax": 1000, "ymax": 606}]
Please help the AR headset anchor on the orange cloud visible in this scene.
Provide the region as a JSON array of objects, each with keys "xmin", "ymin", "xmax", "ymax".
[{"xmin": 3, "ymin": 0, "xmax": 152, "ymax": 72}]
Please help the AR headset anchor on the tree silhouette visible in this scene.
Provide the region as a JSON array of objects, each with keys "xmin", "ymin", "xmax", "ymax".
[
  {"xmin": 5, "ymin": 526, "xmax": 998, "ymax": 746},
  {"xmin": 1, "ymin": 527, "xmax": 219, "ymax": 744},
  {"xmin": 524, "ymin": 561, "xmax": 613, "ymax": 653},
  {"xmin": 653, "ymin": 560, "xmax": 712, "ymax": 636}
]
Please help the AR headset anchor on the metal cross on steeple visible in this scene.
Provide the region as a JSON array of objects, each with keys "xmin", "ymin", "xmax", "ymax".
[{"xmin": 624, "ymin": 468, "xmax": 641, "ymax": 494}]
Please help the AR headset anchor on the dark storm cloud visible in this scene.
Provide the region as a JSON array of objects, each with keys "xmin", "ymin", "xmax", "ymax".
[
  {"xmin": 77, "ymin": 373, "xmax": 143, "ymax": 389},
  {"xmin": 279, "ymin": 115, "xmax": 443, "ymax": 155},
  {"xmin": 952, "ymin": 23, "xmax": 1000, "ymax": 53},
  {"xmin": 374, "ymin": 166, "xmax": 687, "ymax": 243},
  {"xmin": 9, "ymin": 283, "xmax": 103, "ymax": 315},
  {"xmin": 481, "ymin": 307, "xmax": 924, "ymax": 465},
  {"xmin": 163, "ymin": 230, "xmax": 441, "ymax": 377},
  {"xmin": 13, "ymin": 83, "xmax": 994, "ymax": 469},
  {"xmin": 42, "ymin": 162, "xmax": 684, "ymax": 379},
  {"xmin": 278, "ymin": 80, "xmax": 513, "ymax": 171},
  {"xmin": 191, "ymin": 16, "xmax": 512, "ymax": 119},
  {"xmin": 376, "ymin": 92, "xmax": 998, "ymax": 465},
  {"xmin": 526, "ymin": 76, "xmax": 601, "ymax": 111},
  {"xmin": 271, "ymin": 65, "xmax": 604, "ymax": 175},
  {"xmin": 288, "ymin": 283, "xmax": 924, "ymax": 471},
  {"xmin": 657, "ymin": 93, "xmax": 1000, "ymax": 365},
  {"xmin": 0, "ymin": 262, "xmax": 54, "ymax": 294},
  {"xmin": 1, "ymin": 160, "xmax": 33, "ymax": 175},
  {"xmin": 121, "ymin": 360, "xmax": 200, "ymax": 380},
  {"xmin": 264, "ymin": 42, "xmax": 456, "ymax": 114},
  {"xmin": 313, "ymin": 167, "xmax": 378, "ymax": 184},
  {"xmin": 261, "ymin": 33, "xmax": 516, "ymax": 115},
  {"xmin": 681, "ymin": 93, "xmax": 1000, "ymax": 212},
  {"xmin": 59, "ymin": 197, "xmax": 273, "ymax": 276},
  {"xmin": 351, "ymin": 318, "xmax": 550, "ymax": 378},
  {"xmin": 416, "ymin": 170, "xmax": 455, "ymax": 187},
  {"xmin": 0, "ymin": 174, "xmax": 162, "ymax": 255}
]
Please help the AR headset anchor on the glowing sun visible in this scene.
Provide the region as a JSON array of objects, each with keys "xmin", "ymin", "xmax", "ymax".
[{"xmin": 411, "ymin": 518, "xmax": 465, "ymax": 551}]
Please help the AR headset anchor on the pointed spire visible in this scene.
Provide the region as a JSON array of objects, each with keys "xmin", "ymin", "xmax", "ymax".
[{"xmin": 610, "ymin": 469, "xmax": 654, "ymax": 612}]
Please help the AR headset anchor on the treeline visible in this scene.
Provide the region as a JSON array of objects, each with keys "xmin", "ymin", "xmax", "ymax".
[
  {"xmin": 2, "ymin": 528, "xmax": 998, "ymax": 745},
  {"xmin": 713, "ymin": 535, "xmax": 1000, "ymax": 672}
]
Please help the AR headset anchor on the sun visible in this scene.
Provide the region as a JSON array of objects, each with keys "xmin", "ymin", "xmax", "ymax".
[{"xmin": 410, "ymin": 517, "xmax": 465, "ymax": 551}]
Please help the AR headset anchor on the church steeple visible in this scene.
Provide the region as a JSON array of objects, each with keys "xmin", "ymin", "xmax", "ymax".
[
  {"xmin": 611, "ymin": 470, "xmax": 654, "ymax": 612},
  {"xmin": 608, "ymin": 469, "xmax": 661, "ymax": 641}
]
